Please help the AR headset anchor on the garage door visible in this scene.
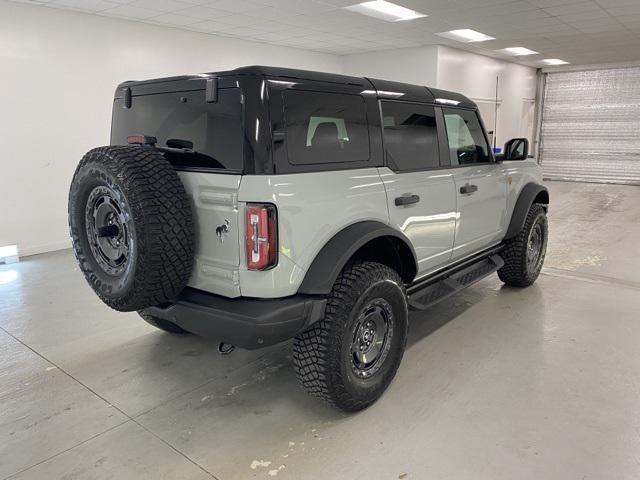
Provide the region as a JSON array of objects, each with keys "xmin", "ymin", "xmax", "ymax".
[{"xmin": 540, "ymin": 67, "xmax": 640, "ymax": 185}]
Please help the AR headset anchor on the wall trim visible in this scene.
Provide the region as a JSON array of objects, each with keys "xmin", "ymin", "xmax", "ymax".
[{"xmin": 19, "ymin": 241, "xmax": 71, "ymax": 258}]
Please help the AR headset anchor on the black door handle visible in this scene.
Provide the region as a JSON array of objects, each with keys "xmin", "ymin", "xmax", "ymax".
[
  {"xmin": 395, "ymin": 194, "xmax": 420, "ymax": 206},
  {"xmin": 460, "ymin": 183, "xmax": 478, "ymax": 195}
]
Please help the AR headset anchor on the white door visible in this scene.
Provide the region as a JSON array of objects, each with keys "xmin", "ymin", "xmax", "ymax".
[
  {"xmin": 442, "ymin": 107, "xmax": 508, "ymax": 260},
  {"xmin": 541, "ymin": 68, "xmax": 640, "ymax": 184}
]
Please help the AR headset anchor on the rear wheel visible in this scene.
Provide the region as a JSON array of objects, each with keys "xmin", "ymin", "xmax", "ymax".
[
  {"xmin": 498, "ymin": 203, "xmax": 548, "ymax": 287},
  {"xmin": 293, "ymin": 261, "xmax": 408, "ymax": 412}
]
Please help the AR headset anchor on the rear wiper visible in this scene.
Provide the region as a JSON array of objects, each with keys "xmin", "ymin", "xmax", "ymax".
[{"xmin": 166, "ymin": 138, "xmax": 193, "ymax": 150}]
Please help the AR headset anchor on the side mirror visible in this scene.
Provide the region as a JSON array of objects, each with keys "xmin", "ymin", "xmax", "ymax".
[{"xmin": 503, "ymin": 138, "xmax": 529, "ymax": 161}]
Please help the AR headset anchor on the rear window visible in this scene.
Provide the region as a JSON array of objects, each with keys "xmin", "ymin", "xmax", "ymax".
[
  {"xmin": 111, "ymin": 88, "xmax": 244, "ymax": 171},
  {"xmin": 282, "ymin": 90, "xmax": 369, "ymax": 165}
]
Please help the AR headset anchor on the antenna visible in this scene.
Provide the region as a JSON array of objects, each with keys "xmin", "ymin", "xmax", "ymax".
[{"xmin": 493, "ymin": 75, "xmax": 499, "ymax": 151}]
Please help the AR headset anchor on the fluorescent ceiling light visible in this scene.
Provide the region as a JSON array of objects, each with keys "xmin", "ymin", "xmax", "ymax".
[
  {"xmin": 542, "ymin": 58, "xmax": 570, "ymax": 65},
  {"xmin": 435, "ymin": 29, "xmax": 495, "ymax": 43},
  {"xmin": 500, "ymin": 47, "xmax": 539, "ymax": 56},
  {"xmin": 345, "ymin": 1, "xmax": 427, "ymax": 22}
]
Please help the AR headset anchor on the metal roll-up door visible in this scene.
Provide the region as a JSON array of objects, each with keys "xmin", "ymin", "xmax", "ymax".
[{"xmin": 540, "ymin": 67, "xmax": 640, "ymax": 185}]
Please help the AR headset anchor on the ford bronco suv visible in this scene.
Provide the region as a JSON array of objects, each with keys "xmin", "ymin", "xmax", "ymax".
[{"xmin": 68, "ymin": 66, "xmax": 548, "ymax": 412}]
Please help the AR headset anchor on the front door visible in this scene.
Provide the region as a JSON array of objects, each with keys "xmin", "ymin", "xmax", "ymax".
[
  {"xmin": 441, "ymin": 107, "xmax": 508, "ymax": 260},
  {"xmin": 379, "ymin": 101, "xmax": 457, "ymax": 276}
]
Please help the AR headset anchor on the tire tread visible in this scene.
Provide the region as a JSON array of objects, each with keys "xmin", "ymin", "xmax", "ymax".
[
  {"xmin": 293, "ymin": 261, "xmax": 406, "ymax": 411},
  {"xmin": 498, "ymin": 203, "xmax": 547, "ymax": 287},
  {"xmin": 69, "ymin": 146, "xmax": 194, "ymax": 311}
]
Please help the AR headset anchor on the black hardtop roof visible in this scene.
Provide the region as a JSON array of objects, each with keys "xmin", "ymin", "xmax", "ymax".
[{"xmin": 118, "ymin": 65, "xmax": 476, "ymax": 109}]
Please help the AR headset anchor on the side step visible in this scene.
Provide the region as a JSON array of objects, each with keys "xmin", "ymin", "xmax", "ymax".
[{"xmin": 407, "ymin": 254, "xmax": 504, "ymax": 310}]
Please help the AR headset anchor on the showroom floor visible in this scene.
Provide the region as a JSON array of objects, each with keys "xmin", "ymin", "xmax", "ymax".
[{"xmin": 2, "ymin": 180, "xmax": 640, "ymax": 480}]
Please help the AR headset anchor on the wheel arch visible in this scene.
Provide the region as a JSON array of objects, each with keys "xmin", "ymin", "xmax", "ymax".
[
  {"xmin": 297, "ymin": 221, "xmax": 418, "ymax": 295},
  {"xmin": 505, "ymin": 182, "xmax": 549, "ymax": 240}
]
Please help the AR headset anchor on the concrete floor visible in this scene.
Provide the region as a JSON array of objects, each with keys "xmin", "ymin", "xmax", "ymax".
[{"xmin": 2, "ymin": 180, "xmax": 640, "ymax": 480}]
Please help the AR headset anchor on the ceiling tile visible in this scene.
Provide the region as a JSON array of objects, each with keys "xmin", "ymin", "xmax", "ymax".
[
  {"xmin": 186, "ymin": 19, "xmax": 237, "ymax": 32},
  {"xmin": 198, "ymin": 0, "xmax": 266, "ymax": 13},
  {"xmin": 557, "ymin": 9, "xmax": 610, "ymax": 21},
  {"xmin": 175, "ymin": 5, "xmax": 235, "ymax": 20},
  {"xmin": 128, "ymin": 0, "xmax": 191, "ymax": 13},
  {"xmin": 99, "ymin": 4, "xmax": 159, "ymax": 19},
  {"xmin": 11, "ymin": 0, "xmax": 640, "ymax": 65},
  {"xmin": 148, "ymin": 12, "xmax": 201, "ymax": 25},
  {"xmin": 543, "ymin": 1, "xmax": 601, "ymax": 16},
  {"xmin": 594, "ymin": 0, "xmax": 639, "ymax": 7},
  {"xmin": 606, "ymin": 4, "xmax": 640, "ymax": 15},
  {"xmin": 49, "ymin": 0, "xmax": 122, "ymax": 11}
]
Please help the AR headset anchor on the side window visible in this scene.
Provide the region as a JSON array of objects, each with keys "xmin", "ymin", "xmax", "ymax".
[
  {"xmin": 381, "ymin": 101, "xmax": 439, "ymax": 171},
  {"xmin": 442, "ymin": 108, "xmax": 491, "ymax": 165},
  {"xmin": 282, "ymin": 90, "xmax": 369, "ymax": 165}
]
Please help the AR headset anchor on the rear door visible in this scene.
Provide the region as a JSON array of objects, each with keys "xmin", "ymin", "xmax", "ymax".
[
  {"xmin": 111, "ymin": 87, "xmax": 245, "ymax": 297},
  {"xmin": 379, "ymin": 101, "xmax": 457, "ymax": 276},
  {"xmin": 441, "ymin": 107, "xmax": 508, "ymax": 259}
]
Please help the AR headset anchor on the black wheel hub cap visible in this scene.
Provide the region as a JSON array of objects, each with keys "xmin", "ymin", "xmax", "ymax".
[
  {"xmin": 85, "ymin": 186, "xmax": 131, "ymax": 275},
  {"xmin": 526, "ymin": 222, "xmax": 544, "ymax": 272},
  {"xmin": 350, "ymin": 299, "xmax": 394, "ymax": 378}
]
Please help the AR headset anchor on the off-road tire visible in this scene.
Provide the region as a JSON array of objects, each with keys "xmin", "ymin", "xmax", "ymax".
[
  {"xmin": 293, "ymin": 261, "xmax": 408, "ymax": 412},
  {"xmin": 68, "ymin": 146, "xmax": 194, "ymax": 312},
  {"xmin": 138, "ymin": 311, "xmax": 191, "ymax": 334},
  {"xmin": 498, "ymin": 203, "xmax": 548, "ymax": 287}
]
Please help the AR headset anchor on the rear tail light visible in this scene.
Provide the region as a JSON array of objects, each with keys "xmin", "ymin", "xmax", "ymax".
[{"xmin": 245, "ymin": 203, "xmax": 277, "ymax": 270}]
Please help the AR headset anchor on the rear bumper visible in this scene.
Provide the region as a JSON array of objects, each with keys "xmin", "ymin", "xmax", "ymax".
[{"xmin": 143, "ymin": 288, "xmax": 326, "ymax": 349}]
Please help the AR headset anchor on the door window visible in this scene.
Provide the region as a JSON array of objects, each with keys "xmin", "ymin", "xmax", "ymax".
[
  {"xmin": 443, "ymin": 108, "xmax": 491, "ymax": 165},
  {"xmin": 381, "ymin": 101, "xmax": 439, "ymax": 171}
]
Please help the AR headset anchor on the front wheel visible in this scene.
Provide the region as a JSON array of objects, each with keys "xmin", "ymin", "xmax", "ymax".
[
  {"xmin": 498, "ymin": 203, "xmax": 548, "ymax": 287},
  {"xmin": 293, "ymin": 261, "xmax": 408, "ymax": 412}
]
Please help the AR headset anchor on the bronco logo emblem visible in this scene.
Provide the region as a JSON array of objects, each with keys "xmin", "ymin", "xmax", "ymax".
[{"xmin": 216, "ymin": 219, "xmax": 231, "ymax": 243}]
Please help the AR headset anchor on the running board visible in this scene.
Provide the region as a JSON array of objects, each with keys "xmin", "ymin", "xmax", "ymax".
[{"xmin": 407, "ymin": 254, "xmax": 504, "ymax": 310}]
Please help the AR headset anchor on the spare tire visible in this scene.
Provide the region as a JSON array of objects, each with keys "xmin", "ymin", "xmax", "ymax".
[{"xmin": 68, "ymin": 146, "xmax": 194, "ymax": 312}]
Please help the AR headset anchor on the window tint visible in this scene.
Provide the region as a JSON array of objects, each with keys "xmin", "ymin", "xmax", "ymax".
[
  {"xmin": 381, "ymin": 102, "xmax": 439, "ymax": 171},
  {"xmin": 282, "ymin": 90, "xmax": 369, "ymax": 165},
  {"xmin": 442, "ymin": 108, "xmax": 491, "ymax": 165},
  {"xmin": 111, "ymin": 88, "xmax": 244, "ymax": 171}
]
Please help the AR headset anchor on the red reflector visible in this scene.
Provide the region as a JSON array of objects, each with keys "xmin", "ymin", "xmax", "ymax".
[
  {"xmin": 245, "ymin": 204, "xmax": 277, "ymax": 270},
  {"xmin": 127, "ymin": 135, "xmax": 157, "ymax": 146}
]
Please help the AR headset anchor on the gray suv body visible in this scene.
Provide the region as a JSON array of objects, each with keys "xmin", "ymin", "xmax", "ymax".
[{"xmin": 69, "ymin": 66, "xmax": 549, "ymax": 411}]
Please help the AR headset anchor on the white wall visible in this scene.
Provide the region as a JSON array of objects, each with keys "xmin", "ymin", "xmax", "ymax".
[
  {"xmin": 342, "ymin": 45, "xmax": 537, "ymax": 148},
  {"xmin": 0, "ymin": 0, "xmax": 342, "ymax": 256},
  {"xmin": 339, "ymin": 45, "xmax": 439, "ymax": 86},
  {"xmin": 436, "ymin": 46, "xmax": 537, "ymax": 147},
  {"xmin": 1, "ymin": 0, "xmax": 538, "ymax": 257}
]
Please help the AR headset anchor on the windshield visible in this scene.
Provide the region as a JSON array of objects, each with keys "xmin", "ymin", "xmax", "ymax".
[{"xmin": 111, "ymin": 87, "xmax": 244, "ymax": 171}]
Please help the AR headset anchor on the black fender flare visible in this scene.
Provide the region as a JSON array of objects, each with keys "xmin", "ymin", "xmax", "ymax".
[
  {"xmin": 297, "ymin": 221, "xmax": 418, "ymax": 295},
  {"xmin": 505, "ymin": 183, "xmax": 549, "ymax": 239}
]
